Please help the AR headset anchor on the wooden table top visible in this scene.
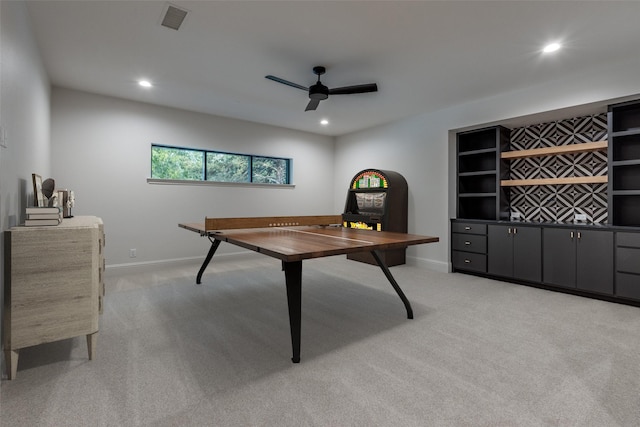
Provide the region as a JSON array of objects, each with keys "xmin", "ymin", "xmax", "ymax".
[{"xmin": 180, "ymin": 223, "xmax": 439, "ymax": 262}]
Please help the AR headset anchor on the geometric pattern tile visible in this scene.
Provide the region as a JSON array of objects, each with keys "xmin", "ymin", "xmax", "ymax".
[
  {"xmin": 574, "ymin": 152, "xmax": 592, "ymax": 176},
  {"xmin": 591, "ymin": 207, "xmax": 608, "ymax": 223},
  {"xmin": 508, "ymin": 114, "xmax": 609, "ymax": 223},
  {"xmin": 555, "ymin": 154, "xmax": 574, "ymax": 177},
  {"xmin": 593, "ymin": 151, "xmax": 608, "ymax": 176},
  {"xmin": 574, "ymin": 115, "xmax": 592, "ymax": 136},
  {"xmin": 593, "ymin": 113, "xmax": 608, "ymax": 141},
  {"xmin": 556, "ymin": 206, "xmax": 574, "ymax": 222}
]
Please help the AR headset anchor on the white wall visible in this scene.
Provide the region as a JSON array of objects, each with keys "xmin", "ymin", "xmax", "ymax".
[
  {"xmin": 0, "ymin": 0, "xmax": 51, "ymax": 375},
  {"xmin": 51, "ymin": 88, "xmax": 335, "ymax": 266},
  {"xmin": 334, "ymin": 56, "xmax": 640, "ymax": 272},
  {"xmin": 0, "ymin": 1, "xmax": 51, "ymax": 225}
]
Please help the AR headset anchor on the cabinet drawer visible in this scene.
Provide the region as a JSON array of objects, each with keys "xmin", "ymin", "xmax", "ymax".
[
  {"xmin": 617, "ymin": 247, "xmax": 640, "ymax": 274},
  {"xmin": 452, "ymin": 233, "xmax": 487, "ymax": 254},
  {"xmin": 617, "ymin": 232, "xmax": 640, "ymax": 248},
  {"xmin": 452, "ymin": 251, "xmax": 487, "ymax": 273},
  {"xmin": 616, "ymin": 272, "xmax": 640, "ymax": 301},
  {"xmin": 452, "ymin": 222, "xmax": 486, "ymax": 235}
]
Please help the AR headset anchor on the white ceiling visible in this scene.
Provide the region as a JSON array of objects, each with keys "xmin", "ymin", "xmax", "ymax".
[{"xmin": 26, "ymin": 1, "xmax": 640, "ymax": 136}]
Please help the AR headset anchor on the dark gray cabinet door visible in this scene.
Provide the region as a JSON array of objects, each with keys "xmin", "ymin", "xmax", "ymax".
[
  {"xmin": 488, "ymin": 225, "xmax": 513, "ymax": 277},
  {"xmin": 543, "ymin": 228, "xmax": 576, "ymax": 288},
  {"xmin": 488, "ymin": 225, "xmax": 541, "ymax": 282},
  {"xmin": 576, "ymin": 230, "xmax": 613, "ymax": 294},
  {"xmin": 513, "ymin": 226, "xmax": 542, "ymax": 283}
]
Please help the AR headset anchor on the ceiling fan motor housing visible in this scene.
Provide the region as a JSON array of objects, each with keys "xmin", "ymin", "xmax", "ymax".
[{"xmin": 309, "ymin": 83, "xmax": 329, "ymax": 100}]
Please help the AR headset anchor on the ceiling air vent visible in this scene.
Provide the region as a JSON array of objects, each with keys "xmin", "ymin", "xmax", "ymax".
[{"xmin": 161, "ymin": 4, "xmax": 188, "ymax": 31}]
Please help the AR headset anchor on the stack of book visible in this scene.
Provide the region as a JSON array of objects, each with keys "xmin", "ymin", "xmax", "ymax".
[{"xmin": 25, "ymin": 207, "xmax": 63, "ymax": 226}]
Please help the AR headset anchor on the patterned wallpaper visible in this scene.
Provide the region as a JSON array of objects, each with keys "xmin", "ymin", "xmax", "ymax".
[{"xmin": 509, "ymin": 113, "xmax": 608, "ymax": 223}]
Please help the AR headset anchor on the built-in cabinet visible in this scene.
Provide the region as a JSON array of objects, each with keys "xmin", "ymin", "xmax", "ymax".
[
  {"xmin": 488, "ymin": 224, "xmax": 541, "ymax": 282},
  {"xmin": 451, "ymin": 221, "xmax": 487, "ymax": 273},
  {"xmin": 3, "ymin": 216, "xmax": 105, "ymax": 380},
  {"xmin": 456, "ymin": 99, "xmax": 640, "ymax": 224},
  {"xmin": 615, "ymin": 232, "xmax": 640, "ymax": 301},
  {"xmin": 451, "ymin": 219, "xmax": 640, "ymax": 305},
  {"xmin": 542, "ymin": 228, "xmax": 613, "ymax": 295},
  {"xmin": 456, "ymin": 126, "xmax": 510, "ymax": 220},
  {"xmin": 452, "ymin": 98, "xmax": 640, "ymax": 306},
  {"xmin": 608, "ymin": 100, "xmax": 640, "ymax": 227}
]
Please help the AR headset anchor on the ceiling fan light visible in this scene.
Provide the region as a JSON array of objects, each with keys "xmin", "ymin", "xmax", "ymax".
[{"xmin": 543, "ymin": 42, "xmax": 561, "ymax": 53}]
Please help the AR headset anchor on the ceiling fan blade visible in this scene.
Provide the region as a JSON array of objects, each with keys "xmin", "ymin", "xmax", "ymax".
[
  {"xmin": 305, "ymin": 99, "xmax": 320, "ymax": 111},
  {"xmin": 329, "ymin": 83, "xmax": 378, "ymax": 95},
  {"xmin": 265, "ymin": 75, "xmax": 308, "ymax": 91}
]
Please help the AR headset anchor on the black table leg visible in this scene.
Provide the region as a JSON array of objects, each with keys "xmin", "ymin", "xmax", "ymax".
[
  {"xmin": 370, "ymin": 250, "xmax": 414, "ymax": 319},
  {"xmin": 196, "ymin": 239, "xmax": 221, "ymax": 284},
  {"xmin": 284, "ymin": 260, "xmax": 302, "ymax": 363}
]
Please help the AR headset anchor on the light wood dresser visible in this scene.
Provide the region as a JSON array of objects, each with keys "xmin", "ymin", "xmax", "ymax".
[{"xmin": 3, "ymin": 216, "xmax": 105, "ymax": 379}]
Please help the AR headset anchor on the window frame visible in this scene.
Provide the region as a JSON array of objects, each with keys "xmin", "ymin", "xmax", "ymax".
[{"xmin": 149, "ymin": 144, "xmax": 292, "ymax": 186}]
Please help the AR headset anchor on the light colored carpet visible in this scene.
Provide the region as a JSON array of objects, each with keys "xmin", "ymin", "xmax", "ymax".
[{"xmin": 1, "ymin": 254, "xmax": 639, "ymax": 426}]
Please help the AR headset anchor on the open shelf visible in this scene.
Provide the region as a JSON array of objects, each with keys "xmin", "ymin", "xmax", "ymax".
[
  {"xmin": 456, "ymin": 126, "xmax": 509, "ymax": 220},
  {"xmin": 611, "ymin": 194, "xmax": 640, "ymax": 227},
  {"xmin": 612, "ymin": 159, "xmax": 640, "ymax": 167},
  {"xmin": 458, "ymin": 196, "xmax": 498, "ymax": 220},
  {"xmin": 609, "ymin": 99, "xmax": 640, "ymax": 226},
  {"xmin": 500, "ymin": 140, "xmax": 607, "ymax": 159},
  {"xmin": 459, "ymin": 192, "xmax": 497, "ymax": 197},
  {"xmin": 458, "ymin": 147, "xmax": 497, "ymax": 156},
  {"xmin": 457, "ymin": 128, "xmax": 499, "ymax": 153},
  {"xmin": 611, "ymin": 133, "xmax": 640, "ymax": 162},
  {"xmin": 611, "ymin": 164, "xmax": 640, "ymax": 191},
  {"xmin": 612, "ymin": 190, "xmax": 640, "ymax": 196},
  {"xmin": 501, "ymin": 176, "xmax": 608, "ymax": 187},
  {"xmin": 458, "ymin": 170, "xmax": 497, "ymax": 177},
  {"xmin": 610, "ymin": 101, "xmax": 640, "ymax": 133}
]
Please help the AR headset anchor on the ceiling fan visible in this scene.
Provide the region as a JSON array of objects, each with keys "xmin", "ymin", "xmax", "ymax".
[{"xmin": 265, "ymin": 66, "xmax": 378, "ymax": 111}]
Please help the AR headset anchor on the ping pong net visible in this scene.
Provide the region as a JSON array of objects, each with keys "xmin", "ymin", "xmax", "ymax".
[{"xmin": 205, "ymin": 215, "xmax": 343, "ymax": 231}]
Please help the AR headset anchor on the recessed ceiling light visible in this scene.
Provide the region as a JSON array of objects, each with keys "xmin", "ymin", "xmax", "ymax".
[
  {"xmin": 542, "ymin": 42, "xmax": 561, "ymax": 53},
  {"xmin": 320, "ymin": 119, "xmax": 329, "ymax": 126},
  {"xmin": 138, "ymin": 80, "xmax": 153, "ymax": 88}
]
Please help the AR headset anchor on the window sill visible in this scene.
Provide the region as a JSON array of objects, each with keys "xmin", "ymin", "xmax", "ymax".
[{"xmin": 146, "ymin": 178, "xmax": 295, "ymax": 189}]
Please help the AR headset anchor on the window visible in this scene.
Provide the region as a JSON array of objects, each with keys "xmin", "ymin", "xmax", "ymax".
[{"xmin": 151, "ymin": 144, "xmax": 291, "ymax": 185}]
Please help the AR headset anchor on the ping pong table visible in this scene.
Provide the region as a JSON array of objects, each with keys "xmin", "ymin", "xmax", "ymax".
[{"xmin": 179, "ymin": 215, "xmax": 439, "ymax": 363}]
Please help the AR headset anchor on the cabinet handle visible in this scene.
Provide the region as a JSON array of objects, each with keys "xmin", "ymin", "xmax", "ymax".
[
  {"xmin": 577, "ymin": 232, "xmax": 581, "ymax": 240},
  {"xmin": 464, "ymin": 226, "xmax": 471, "ymax": 230},
  {"xmin": 513, "ymin": 227, "xmax": 518, "ymax": 235},
  {"xmin": 464, "ymin": 241, "xmax": 471, "ymax": 245},
  {"xmin": 570, "ymin": 231, "xmax": 574, "ymax": 239},
  {"xmin": 508, "ymin": 228, "xmax": 512, "ymax": 234},
  {"xmin": 464, "ymin": 259, "xmax": 471, "ymax": 263}
]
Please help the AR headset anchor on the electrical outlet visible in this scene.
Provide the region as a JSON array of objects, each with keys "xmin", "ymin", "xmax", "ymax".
[
  {"xmin": 510, "ymin": 212, "xmax": 521, "ymax": 220},
  {"xmin": 129, "ymin": 248, "xmax": 137, "ymax": 258},
  {"xmin": 575, "ymin": 213, "xmax": 587, "ymax": 221}
]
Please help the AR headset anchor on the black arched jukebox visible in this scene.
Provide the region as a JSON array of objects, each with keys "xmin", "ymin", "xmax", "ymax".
[{"xmin": 342, "ymin": 169, "xmax": 408, "ymax": 266}]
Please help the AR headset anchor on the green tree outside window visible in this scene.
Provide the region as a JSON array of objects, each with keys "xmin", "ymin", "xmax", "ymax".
[{"xmin": 151, "ymin": 144, "xmax": 290, "ymax": 185}]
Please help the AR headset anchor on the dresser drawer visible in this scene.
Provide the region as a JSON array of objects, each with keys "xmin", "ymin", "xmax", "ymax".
[
  {"xmin": 617, "ymin": 247, "xmax": 640, "ymax": 274},
  {"xmin": 616, "ymin": 272, "xmax": 640, "ymax": 301},
  {"xmin": 617, "ymin": 232, "xmax": 640, "ymax": 248},
  {"xmin": 452, "ymin": 251, "xmax": 487, "ymax": 273},
  {"xmin": 452, "ymin": 222, "xmax": 487, "ymax": 235},
  {"xmin": 452, "ymin": 233, "xmax": 487, "ymax": 254}
]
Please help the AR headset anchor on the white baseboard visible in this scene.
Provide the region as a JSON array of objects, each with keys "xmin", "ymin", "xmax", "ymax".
[
  {"xmin": 106, "ymin": 252, "xmax": 450, "ymax": 274},
  {"xmin": 406, "ymin": 255, "xmax": 449, "ymax": 273}
]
